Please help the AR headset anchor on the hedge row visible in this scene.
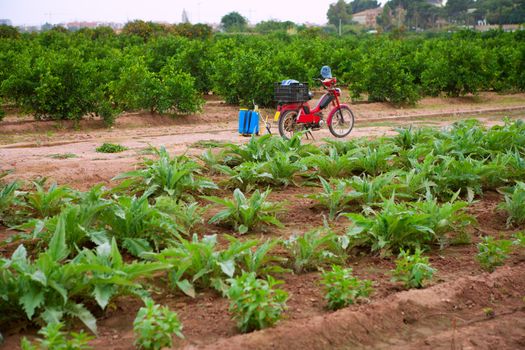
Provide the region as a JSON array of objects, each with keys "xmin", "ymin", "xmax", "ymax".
[{"xmin": 0, "ymin": 29, "xmax": 524, "ymax": 124}]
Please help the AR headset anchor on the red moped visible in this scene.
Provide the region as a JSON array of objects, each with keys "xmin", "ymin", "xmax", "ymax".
[{"xmin": 274, "ymin": 67, "xmax": 355, "ymax": 139}]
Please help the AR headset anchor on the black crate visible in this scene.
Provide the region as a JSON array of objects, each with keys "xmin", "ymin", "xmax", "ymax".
[{"xmin": 274, "ymin": 82, "xmax": 309, "ymax": 103}]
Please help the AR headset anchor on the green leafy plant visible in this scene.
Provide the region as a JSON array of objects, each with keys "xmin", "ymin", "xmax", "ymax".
[
  {"xmin": 302, "ymin": 148, "xmax": 354, "ymax": 178},
  {"xmin": 349, "ymin": 144, "xmax": 396, "ymax": 176},
  {"xmin": 133, "ymin": 298, "xmax": 184, "ymax": 350},
  {"xmin": 344, "ymin": 195, "xmax": 474, "ymax": 255},
  {"xmin": 214, "ymin": 161, "xmax": 272, "ymax": 192},
  {"xmin": 0, "ymin": 176, "xmax": 21, "ymax": 225},
  {"xmin": 391, "ymin": 248, "xmax": 435, "ymax": 289},
  {"xmin": 238, "ymin": 239, "xmax": 289, "ymax": 277},
  {"xmin": 2, "ymin": 220, "xmax": 98, "ymax": 334},
  {"xmin": 204, "ymin": 188, "xmax": 284, "ymax": 234},
  {"xmin": 21, "ymin": 322, "xmax": 93, "ymax": 350},
  {"xmin": 227, "ymin": 272, "xmax": 288, "ymax": 333},
  {"xmin": 306, "ymin": 177, "xmax": 358, "ymax": 220},
  {"xmin": 476, "ymin": 236, "xmax": 513, "ymax": 272},
  {"xmin": 101, "ymin": 192, "xmax": 180, "ymax": 255},
  {"xmin": 154, "ymin": 196, "xmax": 206, "ymax": 235},
  {"xmin": 498, "ymin": 182, "xmax": 525, "ymax": 227},
  {"xmin": 114, "ymin": 146, "xmax": 217, "ymax": 199},
  {"xmin": 263, "ymin": 152, "xmax": 306, "ymax": 187},
  {"xmin": 74, "ymin": 238, "xmax": 169, "ymax": 309},
  {"xmin": 284, "ymin": 228, "xmax": 346, "ymax": 273},
  {"xmin": 320, "ymin": 265, "xmax": 373, "ymax": 310},
  {"xmin": 150, "ymin": 234, "xmax": 256, "ymax": 297},
  {"xmin": 26, "ymin": 179, "xmax": 75, "ymax": 218},
  {"xmin": 95, "ymin": 143, "xmax": 128, "ymax": 153}
]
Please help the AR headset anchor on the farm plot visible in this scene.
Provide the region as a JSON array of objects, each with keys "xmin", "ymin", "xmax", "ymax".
[{"xmin": 1, "ymin": 118, "xmax": 525, "ymax": 350}]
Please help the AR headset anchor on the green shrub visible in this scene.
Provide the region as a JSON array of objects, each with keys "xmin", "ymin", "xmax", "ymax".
[
  {"xmin": 476, "ymin": 236, "xmax": 513, "ymax": 272},
  {"xmin": 391, "ymin": 248, "xmax": 435, "ymax": 289},
  {"xmin": 349, "ymin": 40, "xmax": 420, "ymax": 105},
  {"xmin": 320, "ymin": 265, "xmax": 373, "ymax": 310},
  {"xmin": 133, "ymin": 298, "xmax": 184, "ymax": 350},
  {"xmin": 421, "ymin": 39, "xmax": 488, "ymax": 97},
  {"xmin": 227, "ymin": 272, "xmax": 288, "ymax": 333},
  {"xmin": 95, "ymin": 143, "xmax": 128, "ymax": 153}
]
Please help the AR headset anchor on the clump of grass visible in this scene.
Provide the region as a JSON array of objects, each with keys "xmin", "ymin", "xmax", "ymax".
[
  {"xmin": 190, "ymin": 139, "xmax": 228, "ymax": 149},
  {"xmin": 49, "ymin": 153, "xmax": 77, "ymax": 159},
  {"xmin": 96, "ymin": 143, "xmax": 128, "ymax": 153}
]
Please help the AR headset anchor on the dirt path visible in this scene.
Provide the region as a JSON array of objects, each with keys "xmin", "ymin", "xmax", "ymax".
[{"xmin": 1, "ymin": 93, "xmax": 525, "ymax": 190}]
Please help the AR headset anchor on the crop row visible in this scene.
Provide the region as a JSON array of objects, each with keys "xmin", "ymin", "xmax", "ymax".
[
  {"xmin": 0, "ymin": 29, "xmax": 524, "ymax": 123},
  {"xmin": 1, "ymin": 119, "xmax": 524, "ymax": 347}
]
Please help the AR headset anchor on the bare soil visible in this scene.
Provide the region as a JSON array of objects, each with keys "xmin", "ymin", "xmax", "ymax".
[{"xmin": 1, "ymin": 93, "xmax": 525, "ymax": 349}]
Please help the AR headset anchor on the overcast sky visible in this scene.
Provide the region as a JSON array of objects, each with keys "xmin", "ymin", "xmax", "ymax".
[{"xmin": 1, "ymin": 0, "xmax": 390, "ymax": 26}]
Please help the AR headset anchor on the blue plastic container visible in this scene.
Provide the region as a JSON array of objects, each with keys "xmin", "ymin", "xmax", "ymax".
[{"xmin": 238, "ymin": 109, "xmax": 260, "ymax": 136}]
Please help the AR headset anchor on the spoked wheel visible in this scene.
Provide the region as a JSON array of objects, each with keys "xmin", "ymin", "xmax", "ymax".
[
  {"xmin": 328, "ymin": 105, "xmax": 355, "ymax": 138},
  {"xmin": 278, "ymin": 110, "xmax": 301, "ymax": 140}
]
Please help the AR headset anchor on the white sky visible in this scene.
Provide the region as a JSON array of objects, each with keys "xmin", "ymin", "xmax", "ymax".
[{"xmin": 1, "ymin": 0, "xmax": 389, "ymax": 26}]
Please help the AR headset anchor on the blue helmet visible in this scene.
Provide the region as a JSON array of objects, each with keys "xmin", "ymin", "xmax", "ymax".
[{"xmin": 321, "ymin": 66, "xmax": 332, "ymax": 79}]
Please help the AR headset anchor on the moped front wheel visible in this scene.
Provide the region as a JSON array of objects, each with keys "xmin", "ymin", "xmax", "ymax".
[
  {"xmin": 328, "ymin": 106, "xmax": 355, "ymax": 138},
  {"xmin": 278, "ymin": 110, "xmax": 300, "ymax": 140}
]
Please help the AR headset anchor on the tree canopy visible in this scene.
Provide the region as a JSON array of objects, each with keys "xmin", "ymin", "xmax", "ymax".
[{"xmin": 220, "ymin": 12, "xmax": 248, "ymax": 32}]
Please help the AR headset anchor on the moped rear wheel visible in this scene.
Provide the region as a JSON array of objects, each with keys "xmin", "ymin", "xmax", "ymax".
[
  {"xmin": 278, "ymin": 110, "xmax": 300, "ymax": 140},
  {"xmin": 328, "ymin": 106, "xmax": 355, "ymax": 138}
]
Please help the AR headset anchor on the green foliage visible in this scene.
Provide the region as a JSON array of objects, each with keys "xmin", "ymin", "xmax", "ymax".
[
  {"xmin": 101, "ymin": 192, "xmax": 180, "ymax": 254},
  {"xmin": 320, "ymin": 265, "xmax": 373, "ymax": 310},
  {"xmin": 26, "ymin": 180, "xmax": 74, "ymax": 218},
  {"xmin": 306, "ymin": 177, "xmax": 359, "ymax": 220},
  {"xmin": 154, "ymin": 196, "xmax": 206, "ymax": 235},
  {"xmin": 284, "ymin": 228, "xmax": 347, "ymax": 273},
  {"xmin": 513, "ymin": 232, "xmax": 525, "ymax": 248},
  {"xmin": 264, "ymin": 152, "xmax": 307, "ymax": 187},
  {"xmin": 302, "ymin": 148, "xmax": 354, "ymax": 178},
  {"xmin": 21, "ymin": 322, "xmax": 93, "ymax": 350},
  {"xmin": 220, "ymin": 12, "xmax": 248, "ymax": 32},
  {"xmin": 476, "ymin": 236, "xmax": 513, "ymax": 272},
  {"xmin": 115, "ymin": 146, "xmax": 217, "ymax": 199},
  {"xmin": 227, "ymin": 272, "xmax": 288, "ymax": 333},
  {"xmin": 214, "ymin": 161, "xmax": 273, "ymax": 192},
  {"xmin": 204, "ymin": 188, "xmax": 284, "ymax": 234},
  {"xmin": 498, "ymin": 182, "xmax": 525, "ymax": 227},
  {"xmin": 349, "ymin": 40, "xmax": 420, "ymax": 105},
  {"xmin": 74, "ymin": 238, "xmax": 169, "ymax": 309},
  {"xmin": 421, "ymin": 39, "xmax": 488, "ymax": 97},
  {"xmin": 151, "ymin": 234, "xmax": 256, "ymax": 297},
  {"xmin": 391, "ymin": 248, "xmax": 435, "ymax": 289},
  {"xmin": 109, "ymin": 56, "xmax": 203, "ymax": 114},
  {"xmin": 1, "ymin": 30, "xmax": 524, "ymax": 126},
  {"xmin": 344, "ymin": 195, "xmax": 474, "ymax": 255},
  {"xmin": 95, "ymin": 143, "xmax": 128, "ymax": 153},
  {"xmin": 238, "ymin": 239, "xmax": 289, "ymax": 277},
  {"xmin": 0, "ymin": 176, "xmax": 21, "ymax": 225},
  {"xmin": 133, "ymin": 298, "xmax": 183, "ymax": 350}
]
